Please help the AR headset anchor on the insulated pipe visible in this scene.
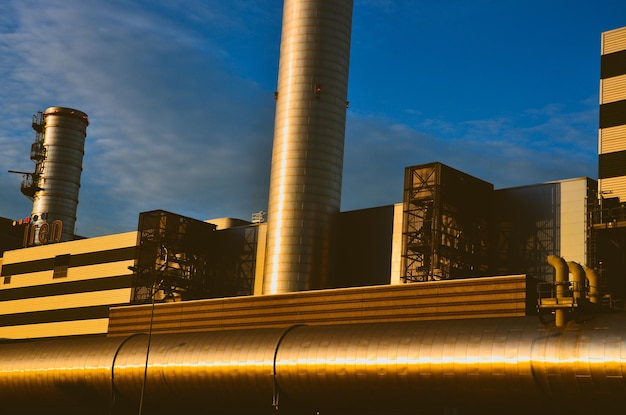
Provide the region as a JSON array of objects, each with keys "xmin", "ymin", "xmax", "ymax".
[
  {"xmin": 263, "ymin": 0, "xmax": 353, "ymax": 294},
  {"xmin": 584, "ymin": 265, "xmax": 601, "ymax": 304},
  {"xmin": 547, "ymin": 254, "xmax": 568, "ymax": 326},
  {"xmin": 567, "ymin": 261, "xmax": 585, "ymax": 300},
  {"xmin": 2, "ymin": 316, "xmax": 626, "ymax": 414},
  {"xmin": 0, "ymin": 335, "xmax": 127, "ymax": 412}
]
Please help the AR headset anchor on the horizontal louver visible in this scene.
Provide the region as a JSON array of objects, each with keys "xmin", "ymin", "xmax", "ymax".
[
  {"xmin": 601, "ymin": 74, "xmax": 626, "ymax": 104},
  {"xmin": 600, "ymin": 125, "xmax": 626, "ymax": 153},
  {"xmin": 602, "ymin": 26, "xmax": 626, "ymax": 55}
]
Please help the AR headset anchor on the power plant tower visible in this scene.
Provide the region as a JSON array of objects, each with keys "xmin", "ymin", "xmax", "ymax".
[
  {"xmin": 263, "ymin": 0, "xmax": 353, "ymax": 294},
  {"xmin": 18, "ymin": 107, "xmax": 89, "ymax": 243}
]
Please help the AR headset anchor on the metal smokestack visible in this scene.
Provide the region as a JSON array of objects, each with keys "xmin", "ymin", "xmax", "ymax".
[
  {"xmin": 27, "ymin": 107, "xmax": 89, "ymax": 242},
  {"xmin": 263, "ymin": 0, "xmax": 353, "ymax": 294}
]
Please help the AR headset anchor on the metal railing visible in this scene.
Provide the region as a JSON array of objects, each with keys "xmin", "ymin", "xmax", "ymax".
[
  {"xmin": 593, "ymin": 205, "xmax": 626, "ymax": 225},
  {"xmin": 536, "ymin": 281, "xmax": 585, "ymax": 309}
]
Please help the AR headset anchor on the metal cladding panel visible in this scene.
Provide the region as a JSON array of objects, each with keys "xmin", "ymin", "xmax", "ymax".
[
  {"xmin": 602, "ymin": 26, "xmax": 626, "ymax": 55},
  {"xmin": 600, "ymin": 176, "xmax": 626, "ymax": 202},
  {"xmin": 31, "ymin": 106, "xmax": 88, "ymax": 242},
  {"xmin": 263, "ymin": 0, "xmax": 353, "ymax": 294},
  {"xmin": 601, "ymin": 74, "xmax": 626, "ymax": 104},
  {"xmin": 0, "ymin": 288, "xmax": 131, "ymax": 315},
  {"xmin": 107, "ymin": 275, "xmax": 527, "ymax": 336},
  {"xmin": 600, "ymin": 124, "xmax": 626, "ymax": 154},
  {"xmin": 2, "ymin": 231, "xmax": 137, "ymax": 261},
  {"xmin": 0, "ymin": 317, "xmax": 111, "ymax": 339},
  {"xmin": 558, "ymin": 178, "xmax": 592, "ymax": 265},
  {"xmin": 0, "ymin": 335, "xmax": 124, "ymax": 409}
]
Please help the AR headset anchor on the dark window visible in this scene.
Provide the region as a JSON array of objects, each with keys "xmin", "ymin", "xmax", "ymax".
[
  {"xmin": 3, "ymin": 276, "xmax": 11, "ymax": 284},
  {"xmin": 53, "ymin": 254, "xmax": 71, "ymax": 279}
]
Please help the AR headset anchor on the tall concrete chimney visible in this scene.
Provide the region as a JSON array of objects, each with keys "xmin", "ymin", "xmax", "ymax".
[{"xmin": 263, "ymin": 0, "xmax": 353, "ymax": 294}]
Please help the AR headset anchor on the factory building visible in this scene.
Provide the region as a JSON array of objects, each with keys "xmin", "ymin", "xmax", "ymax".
[
  {"xmin": 0, "ymin": 231, "xmax": 136, "ymax": 339},
  {"xmin": 0, "ymin": 1, "xmax": 625, "ymax": 412},
  {"xmin": 0, "ymin": 167, "xmax": 599, "ymax": 340}
]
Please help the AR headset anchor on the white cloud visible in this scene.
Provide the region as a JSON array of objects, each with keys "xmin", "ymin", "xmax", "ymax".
[
  {"xmin": 341, "ymin": 102, "xmax": 598, "ymax": 211},
  {"xmin": 0, "ymin": 0, "xmax": 275, "ymax": 235},
  {"xmin": 0, "ymin": 0, "xmax": 604, "ymax": 238}
]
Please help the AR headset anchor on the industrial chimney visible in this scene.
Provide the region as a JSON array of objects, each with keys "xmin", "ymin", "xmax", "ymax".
[
  {"xmin": 263, "ymin": 0, "xmax": 353, "ymax": 294},
  {"xmin": 19, "ymin": 107, "xmax": 89, "ymax": 243}
]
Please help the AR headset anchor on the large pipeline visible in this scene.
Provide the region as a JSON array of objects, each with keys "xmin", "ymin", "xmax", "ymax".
[{"xmin": 1, "ymin": 314, "xmax": 626, "ymax": 414}]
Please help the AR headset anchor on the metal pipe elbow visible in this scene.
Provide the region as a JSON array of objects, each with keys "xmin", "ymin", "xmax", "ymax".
[
  {"xmin": 583, "ymin": 265, "xmax": 601, "ymax": 304},
  {"xmin": 567, "ymin": 261, "xmax": 585, "ymax": 299}
]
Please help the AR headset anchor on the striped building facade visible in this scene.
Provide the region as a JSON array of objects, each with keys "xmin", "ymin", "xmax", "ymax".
[
  {"xmin": 0, "ymin": 232, "xmax": 136, "ymax": 339},
  {"xmin": 599, "ymin": 26, "xmax": 626, "ymax": 204}
]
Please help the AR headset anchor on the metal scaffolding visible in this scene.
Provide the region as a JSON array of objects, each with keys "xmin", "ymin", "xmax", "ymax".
[
  {"xmin": 131, "ymin": 210, "xmax": 217, "ymax": 304},
  {"xmin": 401, "ymin": 163, "xmax": 492, "ymax": 282},
  {"xmin": 8, "ymin": 112, "xmax": 46, "ymax": 200},
  {"xmin": 131, "ymin": 210, "xmax": 258, "ymax": 304}
]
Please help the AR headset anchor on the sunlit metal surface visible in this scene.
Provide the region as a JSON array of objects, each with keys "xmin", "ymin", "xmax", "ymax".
[
  {"xmin": 1, "ymin": 315, "xmax": 626, "ymax": 413},
  {"xmin": 0, "ymin": 335, "xmax": 123, "ymax": 409},
  {"xmin": 111, "ymin": 329, "xmax": 287, "ymax": 410},
  {"xmin": 31, "ymin": 106, "xmax": 89, "ymax": 241},
  {"xmin": 263, "ymin": 0, "xmax": 353, "ymax": 293},
  {"xmin": 275, "ymin": 319, "xmax": 542, "ymax": 410}
]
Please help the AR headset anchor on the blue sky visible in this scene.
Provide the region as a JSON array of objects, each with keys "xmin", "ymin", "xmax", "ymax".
[{"xmin": 1, "ymin": 0, "xmax": 624, "ymax": 237}]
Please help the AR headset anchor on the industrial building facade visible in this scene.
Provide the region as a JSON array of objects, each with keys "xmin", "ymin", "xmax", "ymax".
[
  {"xmin": 0, "ymin": 168, "xmax": 596, "ymax": 340},
  {"xmin": 599, "ymin": 26, "xmax": 626, "ymax": 204},
  {"xmin": 0, "ymin": 9, "xmax": 625, "ymax": 412},
  {"xmin": 0, "ymin": 232, "xmax": 136, "ymax": 338},
  {"xmin": 0, "ymin": 19, "xmax": 620, "ymax": 345},
  {"xmin": 594, "ymin": 25, "xmax": 626, "ymax": 309}
]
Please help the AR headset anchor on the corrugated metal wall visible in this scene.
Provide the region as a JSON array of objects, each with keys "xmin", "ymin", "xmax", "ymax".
[
  {"xmin": 599, "ymin": 26, "xmax": 626, "ymax": 203},
  {"xmin": 600, "ymin": 74, "xmax": 626, "ymax": 104},
  {"xmin": 602, "ymin": 26, "xmax": 626, "ymax": 54},
  {"xmin": 600, "ymin": 125, "xmax": 626, "ymax": 153},
  {"xmin": 107, "ymin": 275, "xmax": 529, "ymax": 337},
  {"xmin": 0, "ymin": 232, "xmax": 136, "ymax": 339}
]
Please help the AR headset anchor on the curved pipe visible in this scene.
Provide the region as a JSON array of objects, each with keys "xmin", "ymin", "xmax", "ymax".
[
  {"xmin": 547, "ymin": 254, "xmax": 568, "ymax": 286},
  {"xmin": 567, "ymin": 261, "xmax": 585, "ymax": 299},
  {"xmin": 584, "ymin": 265, "xmax": 601, "ymax": 304},
  {"xmin": 2, "ymin": 315, "xmax": 626, "ymax": 414},
  {"xmin": 547, "ymin": 254, "xmax": 568, "ymax": 326}
]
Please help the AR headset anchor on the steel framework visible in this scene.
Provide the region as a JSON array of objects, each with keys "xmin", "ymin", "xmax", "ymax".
[
  {"xmin": 131, "ymin": 210, "xmax": 217, "ymax": 303},
  {"xmin": 401, "ymin": 163, "xmax": 492, "ymax": 282},
  {"xmin": 131, "ymin": 210, "xmax": 257, "ymax": 304}
]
